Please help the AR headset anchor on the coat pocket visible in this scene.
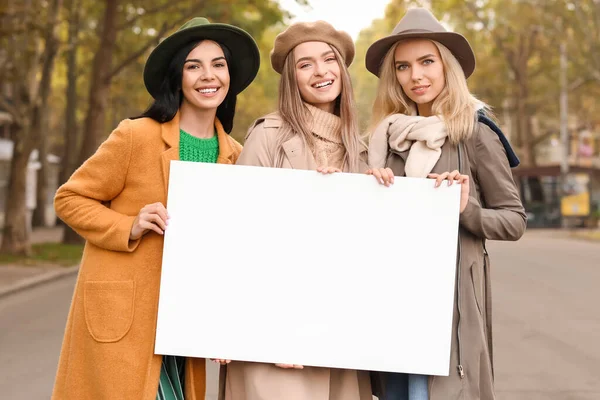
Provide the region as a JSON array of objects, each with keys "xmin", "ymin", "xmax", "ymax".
[
  {"xmin": 84, "ymin": 280, "xmax": 135, "ymax": 343},
  {"xmin": 470, "ymin": 262, "xmax": 484, "ymax": 316}
]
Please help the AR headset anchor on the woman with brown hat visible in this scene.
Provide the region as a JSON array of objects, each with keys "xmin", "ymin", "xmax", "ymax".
[
  {"xmin": 236, "ymin": 20, "xmax": 366, "ymax": 174},
  {"xmin": 52, "ymin": 17, "xmax": 259, "ymax": 400},
  {"xmin": 365, "ymin": 7, "xmax": 526, "ymax": 400},
  {"xmin": 219, "ymin": 20, "xmax": 372, "ymax": 400}
]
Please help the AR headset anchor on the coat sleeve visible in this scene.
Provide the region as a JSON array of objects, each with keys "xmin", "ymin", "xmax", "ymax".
[
  {"xmin": 54, "ymin": 119, "xmax": 141, "ymax": 252},
  {"xmin": 459, "ymin": 123, "xmax": 527, "ymax": 241},
  {"xmin": 236, "ymin": 122, "xmax": 275, "ymax": 167}
]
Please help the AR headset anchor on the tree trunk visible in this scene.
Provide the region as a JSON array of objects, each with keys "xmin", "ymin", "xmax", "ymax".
[
  {"xmin": 59, "ymin": 0, "xmax": 84, "ymax": 244},
  {"xmin": 513, "ymin": 56, "xmax": 537, "ymax": 167},
  {"xmin": 63, "ymin": 0, "xmax": 119, "ymax": 244},
  {"xmin": 0, "ymin": 0, "xmax": 39, "ymax": 255},
  {"xmin": 515, "ymin": 96, "xmax": 537, "ymax": 167},
  {"xmin": 1, "ymin": 126, "xmax": 34, "ymax": 255},
  {"xmin": 77, "ymin": 0, "xmax": 119, "ymax": 165},
  {"xmin": 514, "ymin": 64, "xmax": 542, "ymax": 202},
  {"xmin": 32, "ymin": 128, "xmax": 49, "ymax": 227},
  {"xmin": 32, "ymin": 0, "xmax": 63, "ymax": 227},
  {"xmin": 60, "ymin": 0, "xmax": 81, "ymax": 186}
]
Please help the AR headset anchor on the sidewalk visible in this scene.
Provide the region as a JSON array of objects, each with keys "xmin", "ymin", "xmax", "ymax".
[
  {"xmin": 528, "ymin": 227, "xmax": 600, "ymax": 242},
  {"xmin": 0, "ymin": 226, "xmax": 79, "ymax": 298}
]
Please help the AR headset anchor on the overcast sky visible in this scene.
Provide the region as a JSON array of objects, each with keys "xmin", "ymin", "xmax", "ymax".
[{"xmin": 277, "ymin": 0, "xmax": 392, "ymax": 40}]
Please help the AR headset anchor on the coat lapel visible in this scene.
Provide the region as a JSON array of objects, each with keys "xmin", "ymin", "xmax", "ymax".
[
  {"xmin": 282, "ymin": 134, "xmax": 317, "ymax": 170},
  {"xmin": 160, "ymin": 114, "xmax": 180, "ymax": 197},
  {"xmin": 430, "ymin": 141, "xmax": 459, "ymax": 174},
  {"xmin": 215, "ymin": 118, "xmax": 236, "ymax": 165}
]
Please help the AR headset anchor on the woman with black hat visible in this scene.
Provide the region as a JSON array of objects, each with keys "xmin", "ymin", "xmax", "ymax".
[
  {"xmin": 364, "ymin": 8, "xmax": 526, "ymax": 400},
  {"xmin": 51, "ymin": 17, "xmax": 259, "ymax": 400}
]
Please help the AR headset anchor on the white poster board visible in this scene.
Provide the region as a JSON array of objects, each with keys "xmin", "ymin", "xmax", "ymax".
[{"xmin": 156, "ymin": 161, "xmax": 460, "ymax": 376}]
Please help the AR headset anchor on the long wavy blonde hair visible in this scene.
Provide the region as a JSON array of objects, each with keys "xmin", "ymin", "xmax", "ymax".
[
  {"xmin": 370, "ymin": 39, "xmax": 488, "ymax": 143},
  {"xmin": 275, "ymin": 44, "xmax": 363, "ymax": 172}
]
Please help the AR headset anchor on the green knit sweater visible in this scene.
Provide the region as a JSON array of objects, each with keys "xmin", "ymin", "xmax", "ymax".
[{"xmin": 179, "ymin": 128, "xmax": 219, "ymax": 163}]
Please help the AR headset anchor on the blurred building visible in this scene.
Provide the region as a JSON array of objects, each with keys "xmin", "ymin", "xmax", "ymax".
[{"xmin": 514, "ymin": 124, "xmax": 600, "ymax": 228}]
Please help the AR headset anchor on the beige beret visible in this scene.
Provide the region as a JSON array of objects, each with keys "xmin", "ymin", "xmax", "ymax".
[{"xmin": 270, "ymin": 21, "xmax": 355, "ymax": 74}]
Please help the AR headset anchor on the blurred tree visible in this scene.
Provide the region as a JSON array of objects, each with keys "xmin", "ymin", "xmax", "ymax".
[
  {"xmin": 32, "ymin": 0, "xmax": 65, "ymax": 229},
  {"xmin": 232, "ymin": 24, "xmax": 286, "ymax": 142},
  {"xmin": 59, "ymin": 0, "xmax": 84, "ymax": 188},
  {"xmin": 0, "ymin": 0, "xmax": 63, "ymax": 255},
  {"xmin": 569, "ymin": 0, "xmax": 600, "ymax": 84},
  {"xmin": 562, "ymin": 0, "xmax": 600, "ymax": 129}
]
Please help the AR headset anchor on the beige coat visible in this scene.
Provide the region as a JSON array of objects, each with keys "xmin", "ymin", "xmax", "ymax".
[
  {"xmin": 52, "ymin": 114, "xmax": 242, "ymax": 400},
  {"xmin": 369, "ymin": 122, "xmax": 527, "ymax": 400},
  {"xmin": 219, "ymin": 113, "xmax": 372, "ymax": 400},
  {"xmin": 236, "ymin": 112, "xmax": 369, "ymax": 172}
]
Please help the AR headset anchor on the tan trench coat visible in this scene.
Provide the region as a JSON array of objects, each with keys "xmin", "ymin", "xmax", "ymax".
[
  {"xmin": 219, "ymin": 112, "xmax": 372, "ymax": 400},
  {"xmin": 52, "ymin": 114, "xmax": 242, "ymax": 400},
  {"xmin": 369, "ymin": 122, "xmax": 527, "ymax": 400},
  {"xmin": 236, "ymin": 112, "xmax": 368, "ymax": 172}
]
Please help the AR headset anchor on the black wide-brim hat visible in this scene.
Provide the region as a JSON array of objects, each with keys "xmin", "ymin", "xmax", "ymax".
[{"xmin": 143, "ymin": 17, "xmax": 260, "ymax": 98}]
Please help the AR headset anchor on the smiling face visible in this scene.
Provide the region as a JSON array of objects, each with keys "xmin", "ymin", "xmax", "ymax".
[
  {"xmin": 393, "ymin": 39, "xmax": 445, "ymax": 117},
  {"xmin": 180, "ymin": 40, "xmax": 230, "ymax": 112},
  {"xmin": 293, "ymin": 41, "xmax": 342, "ymax": 113}
]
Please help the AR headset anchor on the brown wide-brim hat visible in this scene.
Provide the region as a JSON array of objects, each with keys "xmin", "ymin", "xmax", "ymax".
[
  {"xmin": 270, "ymin": 21, "xmax": 355, "ymax": 74},
  {"xmin": 365, "ymin": 8, "xmax": 475, "ymax": 78},
  {"xmin": 144, "ymin": 17, "xmax": 260, "ymax": 98}
]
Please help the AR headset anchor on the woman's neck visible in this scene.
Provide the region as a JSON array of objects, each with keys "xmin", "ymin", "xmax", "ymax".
[
  {"xmin": 178, "ymin": 102, "xmax": 217, "ymax": 138},
  {"xmin": 417, "ymin": 102, "xmax": 433, "ymax": 117}
]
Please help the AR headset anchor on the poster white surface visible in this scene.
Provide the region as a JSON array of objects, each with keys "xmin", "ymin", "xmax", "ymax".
[{"xmin": 155, "ymin": 161, "xmax": 460, "ymax": 376}]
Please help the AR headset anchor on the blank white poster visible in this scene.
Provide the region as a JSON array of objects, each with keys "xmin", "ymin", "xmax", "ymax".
[{"xmin": 155, "ymin": 161, "xmax": 461, "ymax": 376}]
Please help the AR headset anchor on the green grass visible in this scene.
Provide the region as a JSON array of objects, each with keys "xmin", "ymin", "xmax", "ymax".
[{"xmin": 0, "ymin": 243, "xmax": 83, "ymax": 266}]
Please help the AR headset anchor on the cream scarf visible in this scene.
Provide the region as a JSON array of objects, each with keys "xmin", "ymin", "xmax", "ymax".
[{"xmin": 368, "ymin": 113, "xmax": 447, "ymax": 177}]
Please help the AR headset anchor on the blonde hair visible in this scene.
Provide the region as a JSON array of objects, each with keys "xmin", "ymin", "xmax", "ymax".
[
  {"xmin": 370, "ymin": 39, "xmax": 488, "ymax": 143},
  {"xmin": 275, "ymin": 45, "xmax": 363, "ymax": 172}
]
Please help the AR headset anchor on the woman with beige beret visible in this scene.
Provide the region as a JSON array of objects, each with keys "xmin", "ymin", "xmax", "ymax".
[
  {"xmin": 235, "ymin": 20, "xmax": 367, "ymax": 174},
  {"xmin": 365, "ymin": 8, "xmax": 526, "ymax": 400},
  {"xmin": 218, "ymin": 20, "xmax": 372, "ymax": 400}
]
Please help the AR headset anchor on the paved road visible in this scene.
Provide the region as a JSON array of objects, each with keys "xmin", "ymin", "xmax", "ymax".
[
  {"xmin": 488, "ymin": 233, "xmax": 600, "ymax": 400},
  {"xmin": 0, "ymin": 273, "xmax": 217, "ymax": 400},
  {"xmin": 0, "ymin": 231, "xmax": 597, "ymax": 399},
  {"xmin": 0, "ymin": 275, "xmax": 79, "ymax": 399}
]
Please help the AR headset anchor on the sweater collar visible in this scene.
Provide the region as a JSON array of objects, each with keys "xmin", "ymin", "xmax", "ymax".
[
  {"xmin": 160, "ymin": 111, "xmax": 235, "ymax": 163},
  {"xmin": 305, "ymin": 103, "xmax": 343, "ymax": 144}
]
